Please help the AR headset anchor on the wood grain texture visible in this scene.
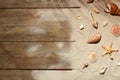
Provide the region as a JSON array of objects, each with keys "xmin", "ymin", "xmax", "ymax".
[
  {"xmin": 0, "ymin": 9, "xmax": 78, "ymax": 69},
  {"xmin": 0, "ymin": 9, "xmax": 73, "ymax": 41},
  {"xmin": 0, "ymin": 9, "xmax": 78, "ymax": 70},
  {"xmin": 0, "ymin": 42, "xmax": 72, "ymax": 69},
  {"xmin": 0, "ymin": 70, "xmax": 78, "ymax": 80},
  {"xmin": 0, "ymin": 0, "xmax": 80, "ymax": 8},
  {"xmin": 0, "ymin": 70, "xmax": 33, "ymax": 80}
]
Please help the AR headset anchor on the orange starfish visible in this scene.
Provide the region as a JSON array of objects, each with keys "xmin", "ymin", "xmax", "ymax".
[{"xmin": 102, "ymin": 42, "xmax": 118, "ymax": 60}]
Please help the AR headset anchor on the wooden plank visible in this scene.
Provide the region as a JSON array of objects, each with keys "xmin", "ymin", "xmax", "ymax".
[
  {"xmin": 0, "ymin": 25, "xmax": 71, "ymax": 41},
  {"xmin": 0, "ymin": 9, "xmax": 73, "ymax": 41},
  {"xmin": 0, "ymin": 42, "xmax": 72, "ymax": 69},
  {"xmin": 0, "ymin": 70, "xmax": 79, "ymax": 80},
  {"xmin": 0, "ymin": 0, "xmax": 80, "ymax": 8},
  {"xmin": 0, "ymin": 70, "xmax": 33, "ymax": 80}
]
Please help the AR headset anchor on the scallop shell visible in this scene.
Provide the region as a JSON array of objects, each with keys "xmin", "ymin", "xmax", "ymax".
[
  {"xmin": 111, "ymin": 25, "xmax": 120, "ymax": 37},
  {"xmin": 87, "ymin": 33, "xmax": 102, "ymax": 44},
  {"xmin": 88, "ymin": 52, "xmax": 98, "ymax": 63}
]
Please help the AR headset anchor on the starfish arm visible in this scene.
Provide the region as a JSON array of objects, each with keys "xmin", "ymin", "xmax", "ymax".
[
  {"xmin": 102, "ymin": 45, "xmax": 108, "ymax": 50},
  {"xmin": 109, "ymin": 54, "xmax": 114, "ymax": 60},
  {"xmin": 111, "ymin": 49, "xmax": 118, "ymax": 52},
  {"xmin": 109, "ymin": 42, "xmax": 113, "ymax": 49},
  {"xmin": 102, "ymin": 51, "xmax": 108, "ymax": 56}
]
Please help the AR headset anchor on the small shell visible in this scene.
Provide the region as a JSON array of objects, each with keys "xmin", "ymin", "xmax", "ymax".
[
  {"xmin": 92, "ymin": 19, "xmax": 98, "ymax": 29},
  {"xmin": 93, "ymin": 8, "xmax": 100, "ymax": 14},
  {"xmin": 99, "ymin": 66, "xmax": 108, "ymax": 75},
  {"xmin": 87, "ymin": 33, "xmax": 102, "ymax": 44},
  {"xmin": 87, "ymin": 0, "xmax": 94, "ymax": 3},
  {"xmin": 103, "ymin": 22, "xmax": 108, "ymax": 27},
  {"xmin": 111, "ymin": 25, "xmax": 120, "ymax": 37},
  {"xmin": 82, "ymin": 63, "xmax": 89, "ymax": 69},
  {"xmin": 117, "ymin": 62, "xmax": 120, "ymax": 66},
  {"xmin": 88, "ymin": 52, "xmax": 98, "ymax": 63},
  {"xmin": 77, "ymin": 16, "xmax": 82, "ymax": 20},
  {"xmin": 104, "ymin": 3, "xmax": 111, "ymax": 13},
  {"xmin": 91, "ymin": 13, "xmax": 98, "ymax": 29},
  {"xmin": 79, "ymin": 24, "xmax": 84, "ymax": 30}
]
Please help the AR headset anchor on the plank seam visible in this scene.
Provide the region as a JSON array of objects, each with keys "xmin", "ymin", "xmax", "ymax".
[
  {"xmin": 0, "ymin": 7, "xmax": 80, "ymax": 9},
  {"xmin": 0, "ymin": 41, "xmax": 76, "ymax": 42},
  {"xmin": 0, "ymin": 69, "xmax": 72, "ymax": 70}
]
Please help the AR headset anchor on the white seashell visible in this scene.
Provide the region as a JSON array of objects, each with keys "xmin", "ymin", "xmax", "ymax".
[
  {"xmin": 91, "ymin": 13, "xmax": 98, "ymax": 29},
  {"xmin": 92, "ymin": 19, "xmax": 98, "ymax": 29},
  {"xmin": 103, "ymin": 22, "xmax": 108, "ymax": 27},
  {"xmin": 93, "ymin": 8, "xmax": 100, "ymax": 14},
  {"xmin": 77, "ymin": 16, "xmax": 82, "ymax": 20},
  {"xmin": 87, "ymin": 33, "xmax": 102, "ymax": 44},
  {"xmin": 99, "ymin": 66, "xmax": 108, "ymax": 75},
  {"xmin": 117, "ymin": 62, "xmax": 120, "ymax": 66},
  {"xmin": 88, "ymin": 52, "xmax": 98, "ymax": 63},
  {"xmin": 79, "ymin": 24, "xmax": 84, "ymax": 30}
]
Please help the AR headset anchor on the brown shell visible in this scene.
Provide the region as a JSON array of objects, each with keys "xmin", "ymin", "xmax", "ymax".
[
  {"xmin": 87, "ymin": 0, "xmax": 94, "ymax": 3},
  {"xmin": 87, "ymin": 33, "xmax": 101, "ymax": 44},
  {"xmin": 110, "ymin": 3, "xmax": 120, "ymax": 15}
]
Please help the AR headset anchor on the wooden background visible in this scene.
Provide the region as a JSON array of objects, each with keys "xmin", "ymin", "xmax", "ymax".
[{"xmin": 0, "ymin": 0, "xmax": 120, "ymax": 80}]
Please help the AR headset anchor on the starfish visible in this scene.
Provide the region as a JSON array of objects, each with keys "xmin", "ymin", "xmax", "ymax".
[{"xmin": 102, "ymin": 42, "xmax": 118, "ymax": 60}]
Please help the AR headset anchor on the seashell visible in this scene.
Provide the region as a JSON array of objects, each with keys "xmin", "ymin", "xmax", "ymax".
[
  {"xmin": 111, "ymin": 25, "xmax": 120, "ymax": 37},
  {"xmin": 87, "ymin": 0, "xmax": 94, "ymax": 3},
  {"xmin": 82, "ymin": 63, "xmax": 89, "ymax": 69},
  {"xmin": 99, "ymin": 66, "xmax": 108, "ymax": 75},
  {"xmin": 87, "ymin": 33, "xmax": 101, "ymax": 44},
  {"xmin": 93, "ymin": 8, "xmax": 100, "ymax": 14},
  {"xmin": 92, "ymin": 19, "xmax": 98, "ymax": 29},
  {"xmin": 91, "ymin": 13, "xmax": 98, "ymax": 29},
  {"xmin": 117, "ymin": 62, "xmax": 120, "ymax": 66},
  {"xmin": 88, "ymin": 52, "xmax": 98, "ymax": 63},
  {"xmin": 103, "ymin": 21, "xmax": 108, "ymax": 27},
  {"xmin": 79, "ymin": 24, "xmax": 84, "ymax": 30},
  {"xmin": 77, "ymin": 16, "xmax": 82, "ymax": 20},
  {"xmin": 104, "ymin": 3, "xmax": 120, "ymax": 16}
]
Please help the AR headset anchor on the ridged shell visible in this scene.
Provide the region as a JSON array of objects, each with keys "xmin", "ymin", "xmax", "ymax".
[
  {"xmin": 88, "ymin": 52, "xmax": 98, "ymax": 63},
  {"xmin": 87, "ymin": 33, "xmax": 101, "ymax": 44},
  {"xmin": 111, "ymin": 25, "xmax": 120, "ymax": 37}
]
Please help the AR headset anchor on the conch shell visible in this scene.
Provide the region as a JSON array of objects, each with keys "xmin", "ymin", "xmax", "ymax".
[
  {"xmin": 87, "ymin": 33, "xmax": 102, "ymax": 44},
  {"xmin": 104, "ymin": 3, "xmax": 120, "ymax": 16}
]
